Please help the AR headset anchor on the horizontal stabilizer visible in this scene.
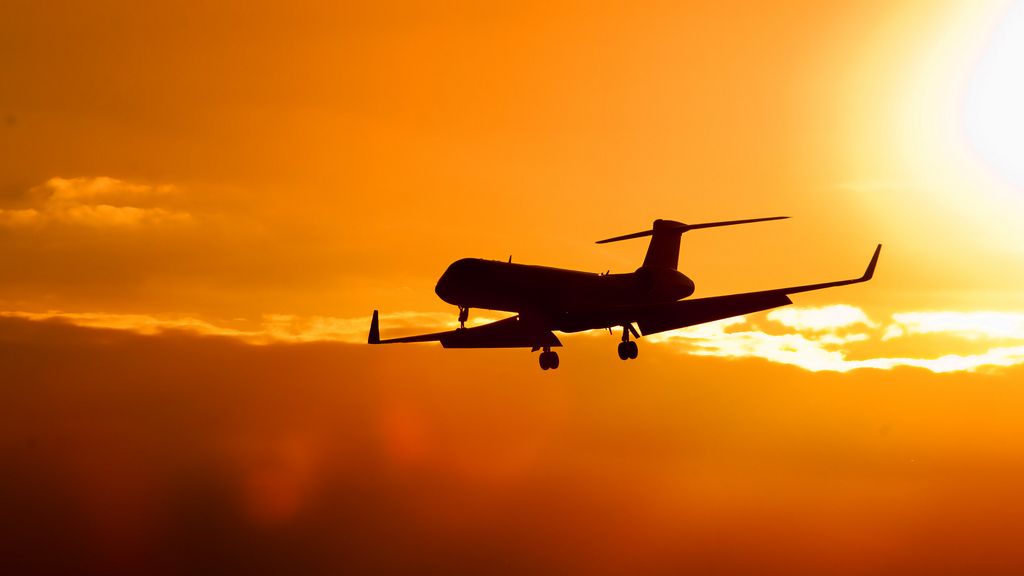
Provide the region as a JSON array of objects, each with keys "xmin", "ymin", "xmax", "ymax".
[{"xmin": 596, "ymin": 216, "xmax": 788, "ymax": 244}]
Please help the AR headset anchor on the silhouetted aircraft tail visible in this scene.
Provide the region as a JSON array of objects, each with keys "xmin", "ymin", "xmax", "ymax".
[{"xmin": 596, "ymin": 216, "xmax": 788, "ymax": 270}]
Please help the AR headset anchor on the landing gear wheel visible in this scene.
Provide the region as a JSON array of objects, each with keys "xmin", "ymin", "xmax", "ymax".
[
  {"xmin": 618, "ymin": 324, "xmax": 640, "ymax": 361},
  {"xmin": 538, "ymin": 350, "xmax": 560, "ymax": 370},
  {"xmin": 617, "ymin": 341, "xmax": 639, "ymax": 360},
  {"xmin": 458, "ymin": 306, "xmax": 469, "ymax": 329},
  {"xmin": 617, "ymin": 342, "xmax": 630, "ymax": 360}
]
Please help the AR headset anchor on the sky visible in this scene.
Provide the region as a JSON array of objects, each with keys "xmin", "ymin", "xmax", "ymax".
[{"xmin": 3, "ymin": 0, "xmax": 1024, "ymax": 573}]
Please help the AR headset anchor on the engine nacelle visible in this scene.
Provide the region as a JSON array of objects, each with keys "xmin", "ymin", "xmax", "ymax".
[{"xmin": 633, "ymin": 266, "xmax": 695, "ymax": 303}]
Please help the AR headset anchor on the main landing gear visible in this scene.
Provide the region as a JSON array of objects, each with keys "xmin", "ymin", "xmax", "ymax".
[
  {"xmin": 457, "ymin": 306, "xmax": 469, "ymax": 329},
  {"xmin": 617, "ymin": 324, "xmax": 639, "ymax": 361},
  {"xmin": 538, "ymin": 347, "xmax": 560, "ymax": 370}
]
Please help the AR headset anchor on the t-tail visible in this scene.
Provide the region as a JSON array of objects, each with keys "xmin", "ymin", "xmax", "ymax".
[{"xmin": 596, "ymin": 216, "xmax": 788, "ymax": 270}]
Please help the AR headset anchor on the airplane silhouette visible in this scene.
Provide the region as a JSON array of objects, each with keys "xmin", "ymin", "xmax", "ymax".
[{"xmin": 369, "ymin": 217, "xmax": 881, "ymax": 370}]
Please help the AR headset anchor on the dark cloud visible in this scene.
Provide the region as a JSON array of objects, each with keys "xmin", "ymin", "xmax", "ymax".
[{"xmin": 5, "ymin": 318, "xmax": 1024, "ymax": 575}]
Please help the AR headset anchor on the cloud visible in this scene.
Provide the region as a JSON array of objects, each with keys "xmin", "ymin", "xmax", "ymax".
[
  {"xmin": 0, "ymin": 309, "xmax": 504, "ymax": 345},
  {"xmin": 648, "ymin": 316, "xmax": 872, "ymax": 372},
  {"xmin": 10, "ymin": 315, "xmax": 1024, "ymax": 576},
  {"xmin": 649, "ymin": 306, "xmax": 1024, "ymax": 374},
  {"xmin": 7, "ymin": 305, "xmax": 1024, "ymax": 374},
  {"xmin": 0, "ymin": 310, "xmax": 260, "ymax": 340},
  {"xmin": 0, "ymin": 177, "xmax": 191, "ymax": 227},
  {"xmin": 259, "ymin": 311, "xmax": 472, "ymax": 343},
  {"xmin": 767, "ymin": 304, "xmax": 876, "ymax": 332},
  {"xmin": 0, "ymin": 208, "xmax": 41, "ymax": 226},
  {"xmin": 884, "ymin": 311, "xmax": 1024, "ymax": 341}
]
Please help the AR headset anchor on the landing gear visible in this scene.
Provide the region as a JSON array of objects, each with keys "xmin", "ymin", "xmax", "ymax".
[
  {"xmin": 457, "ymin": 306, "xmax": 469, "ymax": 329},
  {"xmin": 617, "ymin": 341, "xmax": 638, "ymax": 360},
  {"xmin": 617, "ymin": 324, "xmax": 640, "ymax": 361},
  {"xmin": 538, "ymin": 347, "xmax": 560, "ymax": 370}
]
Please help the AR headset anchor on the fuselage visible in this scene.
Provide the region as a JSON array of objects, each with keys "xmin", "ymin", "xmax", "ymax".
[{"xmin": 434, "ymin": 258, "xmax": 695, "ymax": 322}]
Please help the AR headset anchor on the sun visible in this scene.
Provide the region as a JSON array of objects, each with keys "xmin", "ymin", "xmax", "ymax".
[{"xmin": 966, "ymin": 1, "xmax": 1024, "ymax": 188}]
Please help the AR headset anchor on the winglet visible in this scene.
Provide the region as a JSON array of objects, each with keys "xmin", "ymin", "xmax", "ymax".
[
  {"xmin": 368, "ymin": 310, "xmax": 381, "ymax": 344},
  {"xmin": 861, "ymin": 244, "xmax": 882, "ymax": 281}
]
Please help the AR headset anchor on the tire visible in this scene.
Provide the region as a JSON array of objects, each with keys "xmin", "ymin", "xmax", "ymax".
[{"xmin": 617, "ymin": 342, "xmax": 629, "ymax": 360}]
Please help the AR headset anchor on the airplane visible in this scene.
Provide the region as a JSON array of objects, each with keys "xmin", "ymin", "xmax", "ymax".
[{"xmin": 369, "ymin": 217, "xmax": 881, "ymax": 370}]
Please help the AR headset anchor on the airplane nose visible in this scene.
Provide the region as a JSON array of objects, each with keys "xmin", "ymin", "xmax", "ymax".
[
  {"xmin": 435, "ymin": 259, "xmax": 469, "ymax": 303},
  {"xmin": 435, "ymin": 258, "xmax": 483, "ymax": 305},
  {"xmin": 435, "ymin": 274, "xmax": 453, "ymax": 302}
]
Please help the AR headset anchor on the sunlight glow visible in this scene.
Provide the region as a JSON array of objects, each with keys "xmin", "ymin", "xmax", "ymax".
[
  {"xmin": 966, "ymin": 1, "xmax": 1024, "ymax": 187},
  {"xmin": 885, "ymin": 311, "xmax": 1024, "ymax": 341},
  {"xmin": 767, "ymin": 305, "xmax": 876, "ymax": 332},
  {"xmin": 647, "ymin": 306, "xmax": 1024, "ymax": 373}
]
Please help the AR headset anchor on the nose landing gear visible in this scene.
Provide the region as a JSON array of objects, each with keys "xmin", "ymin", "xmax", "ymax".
[
  {"xmin": 617, "ymin": 324, "xmax": 640, "ymax": 361},
  {"xmin": 538, "ymin": 347, "xmax": 560, "ymax": 370}
]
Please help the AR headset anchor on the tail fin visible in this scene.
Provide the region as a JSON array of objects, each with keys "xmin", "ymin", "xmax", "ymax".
[{"xmin": 596, "ymin": 216, "xmax": 788, "ymax": 270}]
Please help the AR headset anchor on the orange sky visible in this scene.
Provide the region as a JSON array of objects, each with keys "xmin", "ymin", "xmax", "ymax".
[
  {"xmin": 3, "ymin": 0, "xmax": 1024, "ymax": 573},
  {"xmin": 3, "ymin": 0, "xmax": 1022, "ymax": 319}
]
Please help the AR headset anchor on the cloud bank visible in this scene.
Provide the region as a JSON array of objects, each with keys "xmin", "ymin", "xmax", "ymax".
[
  {"xmin": 7, "ymin": 316, "xmax": 1024, "ymax": 576},
  {"xmin": 0, "ymin": 310, "xmax": 502, "ymax": 346},
  {"xmin": 650, "ymin": 305, "xmax": 1024, "ymax": 373},
  {"xmin": 6, "ymin": 305, "xmax": 1024, "ymax": 374}
]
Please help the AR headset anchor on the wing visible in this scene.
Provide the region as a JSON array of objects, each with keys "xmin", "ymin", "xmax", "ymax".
[
  {"xmin": 368, "ymin": 311, "xmax": 561, "ymax": 349},
  {"xmin": 633, "ymin": 244, "xmax": 882, "ymax": 336}
]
